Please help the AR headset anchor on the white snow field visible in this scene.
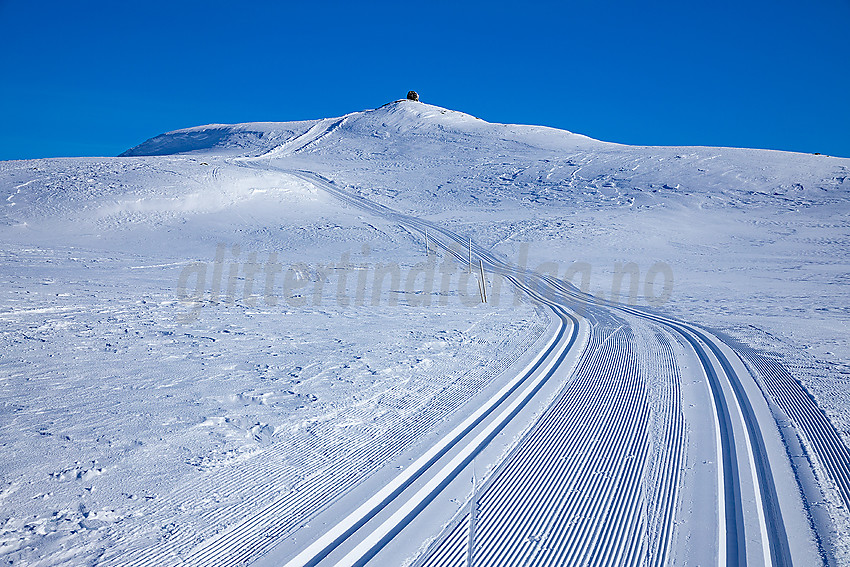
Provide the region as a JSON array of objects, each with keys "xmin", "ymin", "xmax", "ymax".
[{"xmin": 1, "ymin": 100, "xmax": 849, "ymax": 566}]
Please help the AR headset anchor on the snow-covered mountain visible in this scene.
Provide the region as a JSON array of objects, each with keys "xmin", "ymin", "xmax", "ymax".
[{"xmin": 1, "ymin": 100, "xmax": 849, "ymax": 566}]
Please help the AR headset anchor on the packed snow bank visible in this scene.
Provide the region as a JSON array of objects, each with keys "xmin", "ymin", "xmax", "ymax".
[{"xmin": 120, "ymin": 120, "xmax": 319, "ymax": 157}]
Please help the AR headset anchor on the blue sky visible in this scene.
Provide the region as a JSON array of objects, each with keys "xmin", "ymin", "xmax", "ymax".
[{"xmin": 1, "ymin": 0, "xmax": 848, "ymax": 159}]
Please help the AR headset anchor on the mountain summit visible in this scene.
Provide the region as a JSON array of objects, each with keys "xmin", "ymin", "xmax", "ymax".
[{"xmin": 120, "ymin": 100, "xmax": 594, "ymax": 158}]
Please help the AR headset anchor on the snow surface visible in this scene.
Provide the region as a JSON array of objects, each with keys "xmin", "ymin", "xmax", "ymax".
[{"xmin": 1, "ymin": 99, "xmax": 849, "ymax": 566}]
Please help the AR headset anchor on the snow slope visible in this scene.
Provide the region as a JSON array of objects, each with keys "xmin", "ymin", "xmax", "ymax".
[
  {"xmin": 1, "ymin": 99, "xmax": 849, "ymax": 566},
  {"xmin": 119, "ymin": 121, "xmax": 320, "ymax": 157}
]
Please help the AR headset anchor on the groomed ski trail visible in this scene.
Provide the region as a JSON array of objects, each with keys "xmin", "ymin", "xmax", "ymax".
[{"xmin": 269, "ymin": 170, "xmax": 809, "ymax": 567}]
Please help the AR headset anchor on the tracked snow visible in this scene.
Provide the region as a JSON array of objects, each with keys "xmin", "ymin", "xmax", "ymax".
[{"xmin": 1, "ymin": 100, "xmax": 848, "ymax": 566}]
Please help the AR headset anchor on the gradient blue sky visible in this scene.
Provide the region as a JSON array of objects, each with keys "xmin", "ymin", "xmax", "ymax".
[{"xmin": 1, "ymin": 0, "xmax": 848, "ymax": 160}]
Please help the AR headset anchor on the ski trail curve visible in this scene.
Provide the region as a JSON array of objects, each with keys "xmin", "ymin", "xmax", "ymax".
[{"xmin": 162, "ymin": 163, "xmax": 818, "ymax": 567}]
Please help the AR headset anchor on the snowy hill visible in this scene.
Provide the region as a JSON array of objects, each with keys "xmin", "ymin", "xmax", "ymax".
[
  {"xmin": 120, "ymin": 101, "xmax": 602, "ymax": 159},
  {"xmin": 2, "ymin": 100, "xmax": 850, "ymax": 566},
  {"xmin": 121, "ymin": 100, "xmax": 849, "ymax": 217}
]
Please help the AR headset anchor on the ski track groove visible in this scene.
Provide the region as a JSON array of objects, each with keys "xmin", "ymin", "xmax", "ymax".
[
  {"xmin": 739, "ymin": 349, "xmax": 850, "ymax": 507},
  {"xmin": 419, "ymin": 515, "xmax": 469, "ymax": 567},
  {"xmin": 472, "ymin": 327, "xmax": 643, "ymax": 567}
]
